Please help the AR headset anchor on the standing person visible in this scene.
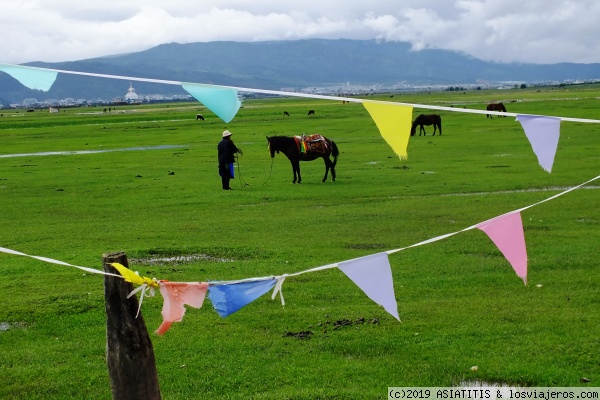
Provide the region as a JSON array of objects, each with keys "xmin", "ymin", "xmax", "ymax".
[{"xmin": 217, "ymin": 129, "xmax": 240, "ymax": 190}]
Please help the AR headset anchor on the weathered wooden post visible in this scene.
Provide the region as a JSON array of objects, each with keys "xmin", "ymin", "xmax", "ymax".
[{"xmin": 103, "ymin": 252, "xmax": 161, "ymax": 400}]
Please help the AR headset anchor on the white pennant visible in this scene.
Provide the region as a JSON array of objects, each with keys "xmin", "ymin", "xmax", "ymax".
[
  {"xmin": 516, "ymin": 115, "xmax": 561, "ymax": 173},
  {"xmin": 338, "ymin": 252, "xmax": 400, "ymax": 321}
]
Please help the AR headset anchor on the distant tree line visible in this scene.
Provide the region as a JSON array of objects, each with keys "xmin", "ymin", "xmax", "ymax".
[{"xmin": 445, "ymin": 86, "xmax": 467, "ymax": 92}]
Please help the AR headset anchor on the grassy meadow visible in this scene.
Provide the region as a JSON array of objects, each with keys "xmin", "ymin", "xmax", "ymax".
[{"xmin": 1, "ymin": 84, "xmax": 599, "ymax": 399}]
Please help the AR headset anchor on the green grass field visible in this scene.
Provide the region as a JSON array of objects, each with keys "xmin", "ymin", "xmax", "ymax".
[{"xmin": 1, "ymin": 84, "xmax": 599, "ymax": 399}]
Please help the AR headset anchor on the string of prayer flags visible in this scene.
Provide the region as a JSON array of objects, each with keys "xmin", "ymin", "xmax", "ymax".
[
  {"xmin": 207, "ymin": 279, "xmax": 277, "ymax": 318},
  {"xmin": 3, "ymin": 175, "xmax": 600, "ymax": 333},
  {"xmin": 338, "ymin": 252, "xmax": 400, "ymax": 321},
  {"xmin": 181, "ymin": 83, "xmax": 241, "ymax": 123},
  {"xmin": 0, "ymin": 64, "xmax": 57, "ymax": 91},
  {"xmin": 4, "ymin": 63, "xmax": 600, "ymax": 168},
  {"xmin": 516, "ymin": 115, "xmax": 561, "ymax": 173},
  {"xmin": 476, "ymin": 212, "xmax": 528, "ymax": 285},
  {"xmin": 156, "ymin": 281, "xmax": 209, "ymax": 335},
  {"xmin": 362, "ymin": 101, "xmax": 413, "ymax": 159}
]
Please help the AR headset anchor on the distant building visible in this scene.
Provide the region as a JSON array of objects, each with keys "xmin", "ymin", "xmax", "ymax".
[{"xmin": 125, "ymin": 82, "xmax": 139, "ymax": 102}]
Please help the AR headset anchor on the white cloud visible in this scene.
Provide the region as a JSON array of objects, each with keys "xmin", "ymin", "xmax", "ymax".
[{"xmin": 1, "ymin": 0, "xmax": 600, "ymax": 64}]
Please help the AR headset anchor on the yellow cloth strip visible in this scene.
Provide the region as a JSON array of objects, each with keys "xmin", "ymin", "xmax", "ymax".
[
  {"xmin": 111, "ymin": 263, "xmax": 159, "ymax": 288},
  {"xmin": 362, "ymin": 101, "xmax": 413, "ymax": 159}
]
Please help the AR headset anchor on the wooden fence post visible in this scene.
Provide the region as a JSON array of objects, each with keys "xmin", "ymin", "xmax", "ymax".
[{"xmin": 103, "ymin": 252, "xmax": 161, "ymax": 400}]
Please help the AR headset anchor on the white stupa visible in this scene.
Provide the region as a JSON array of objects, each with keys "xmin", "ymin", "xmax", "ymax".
[{"xmin": 124, "ymin": 82, "xmax": 139, "ymax": 102}]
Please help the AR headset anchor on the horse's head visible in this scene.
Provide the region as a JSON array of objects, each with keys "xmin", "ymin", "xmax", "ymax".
[
  {"xmin": 410, "ymin": 122, "xmax": 416, "ymax": 136},
  {"xmin": 266, "ymin": 136, "xmax": 276, "ymax": 158}
]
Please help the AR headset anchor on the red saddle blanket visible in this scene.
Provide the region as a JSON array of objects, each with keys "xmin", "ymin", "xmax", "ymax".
[{"xmin": 293, "ymin": 134, "xmax": 329, "ymax": 155}]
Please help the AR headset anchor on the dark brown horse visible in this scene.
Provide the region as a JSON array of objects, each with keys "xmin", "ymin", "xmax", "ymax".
[
  {"xmin": 267, "ymin": 134, "xmax": 339, "ymax": 183},
  {"xmin": 410, "ymin": 114, "xmax": 442, "ymax": 136},
  {"xmin": 486, "ymin": 103, "xmax": 507, "ymax": 118}
]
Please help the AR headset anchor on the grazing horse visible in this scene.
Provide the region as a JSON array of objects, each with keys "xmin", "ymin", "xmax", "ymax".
[
  {"xmin": 410, "ymin": 114, "xmax": 442, "ymax": 136},
  {"xmin": 307, "ymin": 109, "xmax": 315, "ymax": 116},
  {"xmin": 486, "ymin": 103, "xmax": 507, "ymax": 118},
  {"xmin": 283, "ymin": 111, "xmax": 290, "ymax": 117},
  {"xmin": 267, "ymin": 134, "xmax": 339, "ymax": 183},
  {"xmin": 196, "ymin": 114, "xmax": 204, "ymax": 120}
]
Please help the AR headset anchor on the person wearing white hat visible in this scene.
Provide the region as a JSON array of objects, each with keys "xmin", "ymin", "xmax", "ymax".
[{"xmin": 217, "ymin": 130, "xmax": 240, "ymax": 190}]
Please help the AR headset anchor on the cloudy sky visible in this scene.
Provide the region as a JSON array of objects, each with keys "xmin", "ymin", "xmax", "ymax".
[{"xmin": 3, "ymin": 0, "xmax": 600, "ymax": 65}]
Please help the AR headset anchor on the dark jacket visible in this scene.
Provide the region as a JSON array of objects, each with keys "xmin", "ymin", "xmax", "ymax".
[{"xmin": 218, "ymin": 137, "xmax": 238, "ymax": 164}]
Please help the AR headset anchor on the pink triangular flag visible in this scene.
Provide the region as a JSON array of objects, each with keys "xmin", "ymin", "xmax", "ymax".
[
  {"xmin": 477, "ymin": 212, "xmax": 528, "ymax": 285},
  {"xmin": 516, "ymin": 115, "xmax": 561, "ymax": 173},
  {"xmin": 338, "ymin": 252, "xmax": 400, "ymax": 321},
  {"xmin": 156, "ymin": 281, "xmax": 209, "ymax": 335}
]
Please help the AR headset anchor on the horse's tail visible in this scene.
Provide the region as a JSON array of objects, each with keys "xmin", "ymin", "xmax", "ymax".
[{"xmin": 331, "ymin": 140, "xmax": 339, "ymax": 167}]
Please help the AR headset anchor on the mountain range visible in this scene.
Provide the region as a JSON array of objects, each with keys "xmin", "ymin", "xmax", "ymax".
[{"xmin": 2, "ymin": 39, "xmax": 600, "ymax": 104}]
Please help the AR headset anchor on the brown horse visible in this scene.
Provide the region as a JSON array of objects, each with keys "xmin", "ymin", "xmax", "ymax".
[
  {"xmin": 267, "ymin": 134, "xmax": 339, "ymax": 183},
  {"xmin": 410, "ymin": 114, "xmax": 442, "ymax": 136},
  {"xmin": 486, "ymin": 103, "xmax": 507, "ymax": 118}
]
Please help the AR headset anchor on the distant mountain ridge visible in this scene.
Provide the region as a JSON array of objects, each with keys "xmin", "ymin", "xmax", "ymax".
[{"xmin": 2, "ymin": 39, "xmax": 600, "ymax": 103}]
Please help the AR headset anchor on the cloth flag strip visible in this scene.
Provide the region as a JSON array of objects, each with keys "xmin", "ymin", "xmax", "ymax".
[
  {"xmin": 0, "ymin": 64, "xmax": 57, "ymax": 91},
  {"xmin": 156, "ymin": 281, "xmax": 209, "ymax": 335},
  {"xmin": 476, "ymin": 212, "xmax": 528, "ymax": 285},
  {"xmin": 362, "ymin": 101, "xmax": 413, "ymax": 159},
  {"xmin": 516, "ymin": 115, "xmax": 561, "ymax": 173},
  {"xmin": 338, "ymin": 252, "xmax": 400, "ymax": 321},
  {"xmin": 207, "ymin": 279, "xmax": 277, "ymax": 318},
  {"xmin": 181, "ymin": 83, "xmax": 241, "ymax": 123}
]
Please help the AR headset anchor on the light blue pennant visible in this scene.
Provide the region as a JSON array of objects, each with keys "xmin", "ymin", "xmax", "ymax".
[
  {"xmin": 0, "ymin": 64, "xmax": 57, "ymax": 91},
  {"xmin": 181, "ymin": 83, "xmax": 241, "ymax": 123}
]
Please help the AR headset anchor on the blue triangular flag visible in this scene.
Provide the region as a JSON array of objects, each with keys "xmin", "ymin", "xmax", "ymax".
[
  {"xmin": 181, "ymin": 83, "xmax": 241, "ymax": 123},
  {"xmin": 208, "ymin": 279, "xmax": 276, "ymax": 317},
  {"xmin": 0, "ymin": 64, "xmax": 57, "ymax": 91}
]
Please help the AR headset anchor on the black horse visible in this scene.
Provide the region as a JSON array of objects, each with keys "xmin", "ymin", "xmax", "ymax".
[
  {"xmin": 410, "ymin": 114, "xmax": 442, "ymax": 136},
  {"xmin": 486, "ymin": 103, "xmax": 507, "ymax": 118},
  {"xmin": 267, "ymin": 134, "xmax": 339, "ymax": 183}
]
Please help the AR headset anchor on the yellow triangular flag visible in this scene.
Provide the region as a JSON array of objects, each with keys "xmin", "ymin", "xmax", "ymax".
[{"xmin": 363, "ymin": 101, "xmax": 413, "ymax": 159}]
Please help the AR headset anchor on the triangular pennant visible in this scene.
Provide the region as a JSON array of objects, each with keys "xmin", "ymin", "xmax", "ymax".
[
  {"xmin": 156, "ymin": 281, "xmax": 209, "ymax": 335},
  {"xmin": 338, "ymin": 252, "xmax": 400, "ymax": 321},
  {"xmin": 181, "ymin": 83, "xmax": 241, "ymax": 123},
  {"xmin": 362, "ymin": 101, "xmax": 413, "ymax": 159},
  {"xmin": 477, "ymin": 212, "xmax": 528, "ymax": 285},
  {"xmin": 207, "ymin": 279, "xmax": 277, "ymax": 317},
  {"xmin": 0, "ymin": 64, "xmax": 57, "ymax": 91},
  {"xmin": 516, "ymin": 115, "xmax": 561, "ymax": 173}
]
